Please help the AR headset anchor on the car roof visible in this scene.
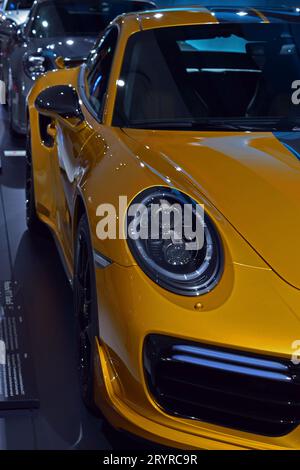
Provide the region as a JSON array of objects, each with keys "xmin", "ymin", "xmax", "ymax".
[{"xmin": 128, "ymin": 5, "xmax": 300, "ymax": 30}]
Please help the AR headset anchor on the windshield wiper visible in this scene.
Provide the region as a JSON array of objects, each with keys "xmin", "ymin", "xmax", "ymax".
[
  {"xmin": 219, "ymin": 117, "xmax": 300, "ymax": 132},
  {"xmin": 211, "ymin": 117, "xmax": 300, "ymax": 132},
  {"xmin": 271, "ymin": 118, "xmax": 300, "ymax": 131},
  {"xmin": 128, "ymin": 117, "xmax": 300, "ymax": 132},
  {"xmin": 129, "ymin": 119, "xmax": 247, "ymax": 131}
]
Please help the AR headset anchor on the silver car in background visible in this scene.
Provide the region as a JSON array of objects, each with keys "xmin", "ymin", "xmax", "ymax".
[
  {"xmin": 0, "ymin": 0, "xmax": 33, "ymax": 25},
  {"xmin": 2, "ymin": 0, "xmax": 156, "ymax": 134}
]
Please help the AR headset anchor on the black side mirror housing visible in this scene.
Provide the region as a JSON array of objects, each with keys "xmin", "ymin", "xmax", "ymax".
[{"xmin": 35, "ymin": 85, "xmax": 84, "ymax": 122}]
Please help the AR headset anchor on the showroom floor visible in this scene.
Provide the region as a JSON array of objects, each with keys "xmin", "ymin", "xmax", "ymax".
[{"xmin": 0, "ymin": 107, "xmax": 152, "ymax": 450}]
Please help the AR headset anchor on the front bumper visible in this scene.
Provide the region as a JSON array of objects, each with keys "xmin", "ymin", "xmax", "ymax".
[
  {"xmin": 93, "ymin": 258, "xmax": 300, "ymax": 450},
  {"xmin": 144, "ymin": 334, "xmax": 300, "ymax": 438}
]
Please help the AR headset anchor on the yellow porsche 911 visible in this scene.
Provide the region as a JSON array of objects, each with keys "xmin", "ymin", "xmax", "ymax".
[{"xmin": 26, "ymin": 6, "xmax": 300, "ymax": 449}]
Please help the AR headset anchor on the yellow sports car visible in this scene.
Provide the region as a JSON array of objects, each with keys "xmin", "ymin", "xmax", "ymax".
[{"xmin": 26, "ymin": 6, "xmax": 300, "ymax": 449}]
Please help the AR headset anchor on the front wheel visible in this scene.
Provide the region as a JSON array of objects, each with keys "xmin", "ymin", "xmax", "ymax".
[{"xmin": 74, "ymin": 214, "xmax": 100, "ymax": 412}]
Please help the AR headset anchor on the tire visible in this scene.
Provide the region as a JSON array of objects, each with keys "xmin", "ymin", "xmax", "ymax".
[
  {"xmin": 8, "ymin": 85, "xmax": 19, "ymax": 136},
  {"xmin": 2, "ymin": 72, "xmax": 7, "ymax": 108},
  {"xmin": 2, "ymin": 65, "xmax": 9, "ymax": 107},
  {"xmin": 7, "ymin": 68, "xmax": 23, "ymax": 135},
  {"xmin": 74, "ymin": 213, "xmax": 100, "ymax": 413},
  {"xmin": 25, "ymin": 130, "xmax": 43, "ymax": 232},
  {"xmin": 7, "ymin": 70, "xmax": 13, "ymax": 128}
]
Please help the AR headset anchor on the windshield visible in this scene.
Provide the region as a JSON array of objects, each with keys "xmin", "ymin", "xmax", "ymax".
[
  {"xmin": 113, "ymin": 23, "xmax": 300, "ymax": 131},
  {"xmin": 5, "ymin": 0, "xmax": 33, "ymax": 10},
  {"xmin": 29, "ymin": 0, "xmax": 155, "ymax": 38}
]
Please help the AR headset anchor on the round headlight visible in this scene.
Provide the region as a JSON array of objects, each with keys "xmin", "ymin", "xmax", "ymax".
[{"xmin": 127, "ymin": 187, "xmax": 223, "ymax": 296}]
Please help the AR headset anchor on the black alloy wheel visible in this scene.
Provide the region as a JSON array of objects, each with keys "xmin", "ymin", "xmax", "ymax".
[{"xmin": 74, "ymin": 214, "xmax": 100, "ymax": 412}]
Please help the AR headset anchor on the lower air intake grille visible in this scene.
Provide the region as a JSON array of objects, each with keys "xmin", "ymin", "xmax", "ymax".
[{"xmin": 143, "ymin": 335, "xmax": 300, "ymax": 436}]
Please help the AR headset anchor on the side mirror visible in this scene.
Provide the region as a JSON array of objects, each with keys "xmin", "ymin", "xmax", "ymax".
[{"xmin": 35, "ymin": 85, "xmax": 84, "ymax": 123}]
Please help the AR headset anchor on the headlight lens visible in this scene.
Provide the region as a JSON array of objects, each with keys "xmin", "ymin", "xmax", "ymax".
[
  {"xmin": 127, "ymin": 187, "xmax": 223, "ymax": 296},
  {"xmin": 24, "ymin": 55, "xmax": 46, "ymax": 79}
]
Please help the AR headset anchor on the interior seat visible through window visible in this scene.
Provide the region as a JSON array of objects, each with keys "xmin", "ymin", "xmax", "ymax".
[{"xmin": 113, "ymin": 23, "xmax": 300, "ymax": 130}]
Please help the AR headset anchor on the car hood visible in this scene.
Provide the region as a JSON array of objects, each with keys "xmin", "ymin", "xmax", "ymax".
[
  {"xmin": 5, "ymin": 10, "xmax": 29, "ymax": 24},
  {"xmin": 124, "ymin": 129, "xmax": 300, "ymax": 290},
  {"xmin": 28, "ymin": 36, "xmax": 97, "ymax": 63}
]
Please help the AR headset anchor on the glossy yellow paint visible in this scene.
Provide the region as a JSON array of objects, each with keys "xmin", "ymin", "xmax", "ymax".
[{"xmin": 27, "ymin": 10, "xmax": 300, "ymax": 449}]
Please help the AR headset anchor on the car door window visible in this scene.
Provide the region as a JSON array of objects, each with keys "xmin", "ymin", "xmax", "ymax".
[{"xmin": 86, "ymin": 27, "xmax": 118, "ymax": 120}]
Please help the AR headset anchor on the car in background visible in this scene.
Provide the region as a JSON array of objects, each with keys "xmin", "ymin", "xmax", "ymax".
[
  {"xmin": 0, "ymin": 1, "xmax": 33, "ymax": 82},
  {"xmin": 3, "ymin": 0, "xmax": 156, "ymax": 134},
  {"xmin": 1, "ymin": 0, "xmax": 33, "ymax": 25},
  {"xmin": 26, "ymin": 6, "xmax": 300, "ymax": 450}
]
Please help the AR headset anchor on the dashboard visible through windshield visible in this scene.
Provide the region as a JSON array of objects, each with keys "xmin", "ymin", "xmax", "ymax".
[{"xmin": 113, "ymin": 22, "xmax": 300, "ymax": 131}]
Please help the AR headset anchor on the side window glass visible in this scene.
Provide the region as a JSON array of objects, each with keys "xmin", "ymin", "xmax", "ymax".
[{"xmin": 86, "ymin": 27, "xmax": 118, "ymax": 119}]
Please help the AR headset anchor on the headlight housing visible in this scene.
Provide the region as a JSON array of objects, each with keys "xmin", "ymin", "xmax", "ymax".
[
  {"xmin": 127, "ymin": 187, "xmax": 223, "ymax": 296},
  {"xmin": 23, "ymin": 54, "xmax": 46, "ymax": 79}
]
